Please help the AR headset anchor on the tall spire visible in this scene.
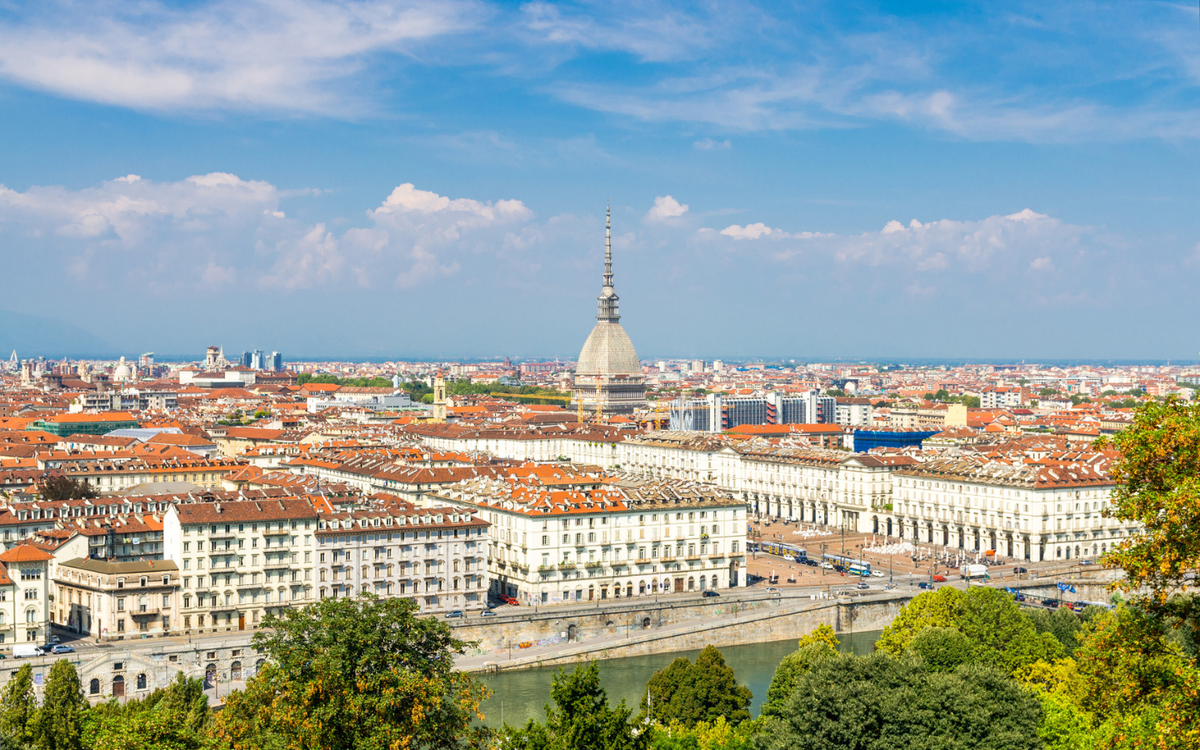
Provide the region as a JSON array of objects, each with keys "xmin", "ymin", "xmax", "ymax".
[
  {"xmin": 604, "ymin": 202, "xmax": 613, "ymax": 288},
  {"xmin": 597, "ymin": 201, "xmax": 620, "ymax": 322}
]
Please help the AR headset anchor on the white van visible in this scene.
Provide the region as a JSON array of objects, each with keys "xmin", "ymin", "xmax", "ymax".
[
  {"xmin": 961, "ymin": 564, "xmax": 989, "ymax": 581},
  {"xmin": 12, "ymin": 645, "xmax": 41, "ymax": 659}
]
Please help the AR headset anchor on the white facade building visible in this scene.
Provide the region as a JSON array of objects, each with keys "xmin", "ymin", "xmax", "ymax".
[{"xmin": 428, "ymin": 474, "xmax": 748, "ymax": 604}]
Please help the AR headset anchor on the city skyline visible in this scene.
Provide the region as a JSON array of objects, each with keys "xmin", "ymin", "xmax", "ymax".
[{"xmin": 2, "ymin": 1, "xmax": 1200, "ymax": 359}]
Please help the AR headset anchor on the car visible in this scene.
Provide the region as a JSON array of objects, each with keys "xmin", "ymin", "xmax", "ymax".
[
  {"xmin": 1045, "ymin": 599, "xmax": 1060, "ymax": 608},
  {"xmin": 932, "ymin": 574, "xmax": 947, "ymax": 583},
  {"xmin": 766, "ymin": 586, "xmax": 780, "ymax": 593},
  {"xmin": 501, "ymin": 596, "xmax": 519, "ymax": 606},
  {"xmin": 820, "ymin": 562, "xmax": 834, "ymax": 570},
  {"xmin": 50, "ymin": 645, "xmax": 74, "ymax": 654},
  {"xmin": 702, "ymin": 590, "xmax": 720, "ymax": 597},
  {"xmin": 917, "ymin": 582, "xmax": 933, "ymax": 590},
  {"xmin": 856, "ymin": 582, "xmax": 870, "ymax": 589},
  {"xmin": 1015, "ymin": 593, "xmax": 1026, "ymax": 602},
  {"xmin": 1013, "ymin": 566, "xmax": 1028, "ymax": 575},
  {"xmin": 480, "ymin": 609, "xmax": 497, "ymax": 617},
  {"xmin": 804, "ymin": 559, "xmax": 819, "ymax": 567},
  {"xmin": 870, "ymin": 570, "xmax": 885, "ymax": 578},
  {"xmin": 444, "ymin": 610, "xmax": 464, "ymax": 618}
]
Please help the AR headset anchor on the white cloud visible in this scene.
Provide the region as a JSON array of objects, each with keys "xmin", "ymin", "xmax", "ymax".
[
  {"xmin": 693, "ymin": 138, "xmax": 731, "ymax": 150},
  {"xmin": 0, "ymin": 0, "xmax": 482, "ymax": 114},
  {"xmin": 645, "ymin": 195, "xmax": 689, "ymax": 222},
  {"xmin": 1029, "ymin": 256, "xmax": 1054, "ymax": 271},
  {"xmin": 721, "ymin": 222, "xmax": 775, "ymax": 240},
  {"xmin": 0, "ymin": 173, "xmax": 542, "ymax": 293}
]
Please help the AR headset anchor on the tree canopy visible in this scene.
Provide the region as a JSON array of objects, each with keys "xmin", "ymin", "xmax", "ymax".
[
  {"xmin": 212, "ymin": 595, "xmax": 490, "ymax": 750},
  {"xmin": 1098, "ymin": 397, "xmax": 1200, "ymax": 605},
  {"xmin": 757, "ymin": 654, "xmax": 1043, "ymax": 750},
  {"xmin": 641, "ymin": 646, "xmax": 753, "ymax": 727}
]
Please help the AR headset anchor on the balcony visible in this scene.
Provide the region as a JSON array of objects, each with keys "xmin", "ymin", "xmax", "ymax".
[
  {"xmin": 557, "ymin": 562, "xmax": 577, "ymax": 570},
  {"xmin": 584, "ymin": 561, "xmax": 603, "ymax": 569},
  {"xmin": 129, "ymin": 607, "xmax": 160, "ymax": 617},
  {"xmin": 263, "ymin": 528, "xmax": 290, "ymax": 537}
]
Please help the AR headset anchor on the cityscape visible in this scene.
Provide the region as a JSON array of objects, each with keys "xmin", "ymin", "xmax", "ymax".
[{"xmin": 1, "ymin": 1, "xmax": 1198, "ymax": 749}]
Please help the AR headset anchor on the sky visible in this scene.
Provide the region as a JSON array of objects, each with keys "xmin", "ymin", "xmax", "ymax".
[{"xmin": 1, "ymin": 0, "xmax": 1200, "ymax": 361}]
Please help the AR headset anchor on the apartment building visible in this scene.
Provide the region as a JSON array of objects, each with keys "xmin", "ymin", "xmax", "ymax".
[
  {"xmin": 0, "ymin": 545, "xmax": 53, "ymax": 650},
  {"xmin": 162, "ymin": 498, "xmax": 319, "ymax": 634},
  {"xmin": 405, "ymin": 423, "xmax": 626, "ymax": 469},
  {"xmin": 428, "ymin": 474, "xmax": 747, "ymax": 605},
  {"xmin": 980, "ymin": 386, "xmax": 1026, "ymax": 409},
  {"xmin": 888, "ymin": 457, "xmax": 1123, "ymax": 562},
  {"xmin": 54, "ymin": 558, "xmax": 179, "ymax": 640},
  {"xmin": 888, "ymin": 403, "xmax": 967, "ymax": 430},
  {"xmin": 314, "ymin": 500, "xmax": 490, "ymax": 613},
  {"xmin": 57, "ymin": 456, "xmax": 247, "ymax": 493}
]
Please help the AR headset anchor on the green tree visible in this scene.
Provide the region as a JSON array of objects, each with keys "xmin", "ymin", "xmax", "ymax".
[
  {"xmin": 641, "ymin": 646, "xmax": 752, "ymax": 727},
  {"xmin": 795, "ymin": 624, "xmax": 838, "ymax": 650},
  {"xmin": 760, "ymin": 642, "xmax": 839, "ymax": 718},
  {"xmin": 876, "ymin": 587, "xmax": 965, "ymax": 655},
  {"xmin": 1097, "ymin": 398, "xmax": 1200, "ymax": 606},
  {"xmin": 34, "ymin": 659, "xmax": 88, "ymax": 750},
  {"xmin": 757, "ymin": 655, "xmax": 1042, "ymax": 750},
  {"xmin": 212, "ymin": 595, "xmax": 490, "ymax": 750},
  {"xmin": 85, "ymin": 673, "xmax": 211, "ymax": 750},
  {"xmin": 506, "ymin": 662, "xmax": 647, "ymax": 750},
  {"xmin": 0, "ymin": 663, "xmax": 38, "ymax": 749},
  {"xmin": 908, "ymin": 627, "xmax": 974, "ymax": 673},
  {"xmin": 1027, "ymin": 607, "xmax": 1086, "ymax": 656},
  {"xmin": 40, "ymin": 476, "xmax": 96, "ymax": 502}
]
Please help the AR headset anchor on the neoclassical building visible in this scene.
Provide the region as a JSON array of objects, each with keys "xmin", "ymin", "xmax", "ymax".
[{"xmin": 573, "ymin": 206, "xmax": 647, "ymax": 416}]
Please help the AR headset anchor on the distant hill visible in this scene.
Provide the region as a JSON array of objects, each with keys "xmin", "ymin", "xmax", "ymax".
[{"xmin": 0, "ymin": 308, "xmax": 118, "ymax": 359}]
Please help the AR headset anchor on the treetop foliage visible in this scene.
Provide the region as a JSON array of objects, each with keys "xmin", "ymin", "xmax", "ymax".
[
  {"xmin": 641, "ymin": 646, "xmax": 752, "ymax": 728},
  {"xmin": 214, "ymin": 596, "xmax": 490, "ymax": 750}
]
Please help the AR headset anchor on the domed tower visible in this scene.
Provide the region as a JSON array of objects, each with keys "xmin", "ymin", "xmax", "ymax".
[{"xmin": 573, "ymin": 205, "xmax": 646, "ymax": 416}]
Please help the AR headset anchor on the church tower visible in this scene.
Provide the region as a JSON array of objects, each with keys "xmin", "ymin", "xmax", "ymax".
[{"xmin": 573, "ymin": 205, "xmax": 646, "ymax": 416}]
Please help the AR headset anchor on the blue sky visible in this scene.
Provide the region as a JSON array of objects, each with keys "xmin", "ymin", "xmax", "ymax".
[{"xmin": 1, "ymin": 0, "xmax": 1199, "ymax": 361}]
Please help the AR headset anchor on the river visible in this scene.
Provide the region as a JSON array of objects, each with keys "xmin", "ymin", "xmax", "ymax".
[{"xmin": 477, "ymin": 630, "xmax": 880, "ymax": 727}]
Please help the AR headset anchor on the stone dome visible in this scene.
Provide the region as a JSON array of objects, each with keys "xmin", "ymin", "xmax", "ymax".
[{"xmin": 576, "ymin": 322, "xmax": 642, "ymax": 377}]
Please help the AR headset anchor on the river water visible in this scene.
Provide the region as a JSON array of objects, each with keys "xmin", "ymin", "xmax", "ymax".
[{"xmin": 478, "ymin": 630, "xmax": 880, "ymax": 727}]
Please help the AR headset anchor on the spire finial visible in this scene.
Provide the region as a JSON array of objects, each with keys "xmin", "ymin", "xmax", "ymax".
[
  {"xmin": 604, "ymin": 201, "xmax": 612, "ymax": 282},
  {"xmin": 596, "ymin": 202, "xmax": 619, "ymax": 322}
]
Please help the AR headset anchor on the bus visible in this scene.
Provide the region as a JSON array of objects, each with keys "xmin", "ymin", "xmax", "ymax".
[
  {"xmin": 758, "ymin": 541, "xmax": 807, "ymax": 562},
  {"xmin": 822, "ymin": 553, "xmax": 871, "ymax": 576}
]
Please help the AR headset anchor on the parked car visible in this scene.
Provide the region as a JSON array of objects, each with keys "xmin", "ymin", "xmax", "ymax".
[
  {"xmin": 820, "ymin": 562, "xmax": 834, "ymax": 570},
  {"xmin": 932, "ymin": 574, "xmax": 947, "ymax": 583},
  {"xmin": 804, "ymin": 559, "xmax": 819, "ymax": 567},
  {"xmin": 444, "ymin": 610, "xmax": 464, "ymax": 618},
  {"xmin": 702, "ymin": 590, "xmax": 720, "ymax": 597},
  {"xmin": 481, "ymin": 609, "xmax": 497, "ymax": 617},
  {"xmin": 501, "ymin": 596, "xmax": 519, "ymax": 606},
  {"xmin": 1045, "ymin": 599, "xmax": 1060, "ymax": 608},
  {"xmin": 1013, "ymin": 566, "xmax": 1028, "ymax": 575},
  {"xmin": 50, "ymin": 645, "xmax": 74, "ymax": 654}
]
